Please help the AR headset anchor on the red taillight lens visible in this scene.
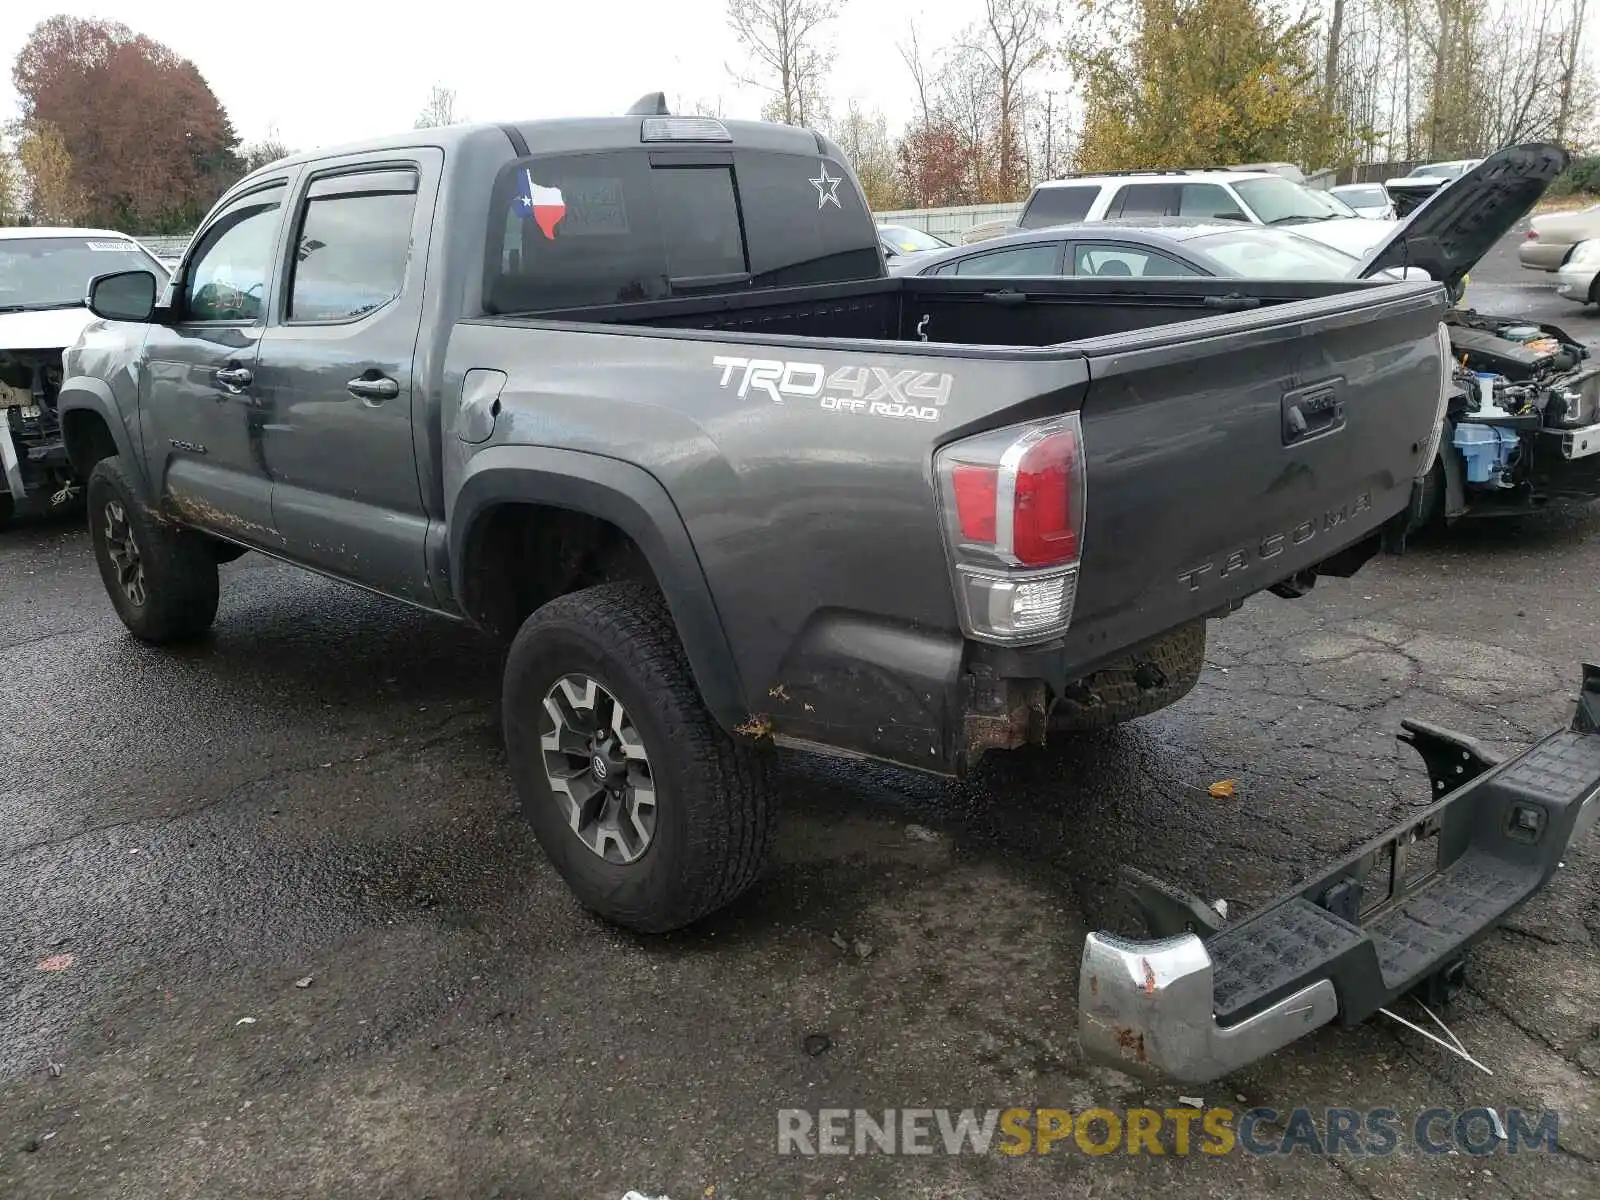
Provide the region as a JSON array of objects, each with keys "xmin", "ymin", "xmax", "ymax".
[
  {"xmin": 1012, "ymin": 430, "xmax": 1077, "ymax": 566},
  {"xmin": 952, "ymin": 464, "xmax": 998, "ymax": 542},
  {"xmin": 934, "ymin": 413, "xmax": 1087, "ymax": 644},
  {"xmin": 1527, "ymin": 230, "xmax": 1539, "ymax": 240}
]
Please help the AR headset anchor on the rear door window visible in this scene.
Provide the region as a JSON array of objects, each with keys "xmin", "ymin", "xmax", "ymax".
[
  {"xmin": 1108, "ymin": 184, "xmax": 1178, "ymax": 217},
  {"xmin": 1071, "ymin": 243, "xmax": 1202, "ymax": 277},
  {"xmin": 288, "ymin": 169, "xmax": 419, "ymax": 322},
  {"xmin": 1020, "ymin": 185, "xmax": 1098, "ymax": 228},
  {"xmin": 933, "ymin": 242, "xmax": 1063, "ymax": 276}
]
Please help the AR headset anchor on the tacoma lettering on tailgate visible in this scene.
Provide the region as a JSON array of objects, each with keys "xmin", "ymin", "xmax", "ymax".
[{"xmin": 1177, "ymin": 492, "xmax": 1373, "ymax": 592}]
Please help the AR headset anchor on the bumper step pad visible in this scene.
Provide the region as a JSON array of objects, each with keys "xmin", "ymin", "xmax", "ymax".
[{"xmin": 1080, "ymin": 670, "xmax": 1600, "ymax": 1082}]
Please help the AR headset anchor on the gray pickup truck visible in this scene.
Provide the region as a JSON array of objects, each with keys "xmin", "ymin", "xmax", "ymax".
[{"xmin": 59, "ymin": 98, "xmax": 1599, "ymax": 1082}]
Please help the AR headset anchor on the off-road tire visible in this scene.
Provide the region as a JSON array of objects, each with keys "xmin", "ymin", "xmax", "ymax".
[
  {"xmin": 1048, "ymin": 620, "xmax": 1207, "ymax": 733},
  {"xmin": 502, "ymin": 581, "xmax": 775, "ymax": 933},
  {"xmin": 87, "ymin": 456, "xmax": 219, "ymax": 642}
]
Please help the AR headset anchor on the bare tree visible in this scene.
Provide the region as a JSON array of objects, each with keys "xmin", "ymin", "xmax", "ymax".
[
  {"xmin": 898, "ymin": 27, "xmax": 936, "ymax": 128},
  {"xmin": 241, "ymin": 123, "xmax": 291, "ymax": 173},
  {"xmin": 726, "ymin": 0, "xmax": 844, "ymax": 127},
  {"xmin": 830, "ymin": 101, "xmax": 902, "ymax": 208},
  {"xmin": 1028, "ymin": 89, "xmax": 1071, "ymax": 182},
  {"xmin": 961, "ymin": 0, "xmax": 1054, "ymax": 199},
  {"xmin": 415, "ymin": 84, "xmax": 461, "ymax": 129},
  {"xmin": 1554, "ymin": 0, "xmax": 1590, "ymax": 145},
  {"xmin": 1323, "ymin": 0, "xmax": 1348, "ymax": 114},
  {"xmin": 937, "ymin": 43, "xmax": 999, "ymax": 202}
]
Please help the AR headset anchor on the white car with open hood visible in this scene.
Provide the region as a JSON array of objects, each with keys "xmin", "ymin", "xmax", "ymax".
[{"xmin": 0, "ymin": 227, "xmax": 171, "ymax": 525}]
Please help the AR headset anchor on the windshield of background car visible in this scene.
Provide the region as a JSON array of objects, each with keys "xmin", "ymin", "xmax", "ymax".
[
  {"xmin": 880, "ymin": 225, "xmax": 948, "ymax": 253},
  {"xmin": 1334, "ymin": 185, "xmax": 1388, "ymax": 208},
  {"xmin": 1230, "ymin": 177, "xmax": 1350, "ymax": 225},
  {"xmin": 485, "ymin": 149, "xmax": 881, "ymax": 312},
  {"xmin": 0, "ymin": 237, "xmax": 166, "ymax": 309},
  {"xmin": 1186, "ymin": 229, "xmax": 1362, "ymax": 279}
]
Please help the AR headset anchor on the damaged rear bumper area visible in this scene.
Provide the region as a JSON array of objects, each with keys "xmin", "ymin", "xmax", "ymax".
[{"xmin": 1079, "ymin": 663, "xmax": 1600, "ymax": 1083}]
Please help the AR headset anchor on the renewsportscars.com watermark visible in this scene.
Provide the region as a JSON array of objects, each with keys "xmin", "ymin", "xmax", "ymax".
[{"xmin": 777, "ymin": 1107, "xmax": 1561, "ymax": 1157}]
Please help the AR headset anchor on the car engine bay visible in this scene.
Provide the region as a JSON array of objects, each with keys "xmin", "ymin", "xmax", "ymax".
[
  {"xmin": 0, "ymin": 348, "xmax": 72, "ymax": 517},
  {"xmin": 1444, "ymin": 312, "xmax": 1598, "ymax": 493}
]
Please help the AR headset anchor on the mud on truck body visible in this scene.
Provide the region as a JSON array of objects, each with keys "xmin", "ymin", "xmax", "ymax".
[{"xmin": 52, "ymin": 96, "xmax": 1600, "ymax": 1083}]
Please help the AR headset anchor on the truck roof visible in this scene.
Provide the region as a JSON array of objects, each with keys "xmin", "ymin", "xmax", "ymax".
[{"xmin": 236, "ymin": 115, "xmax": 835, "ymax": 188}]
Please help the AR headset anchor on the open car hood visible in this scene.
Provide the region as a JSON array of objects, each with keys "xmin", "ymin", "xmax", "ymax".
[{"xmin": 1358, "ymin": 144, "xmax": 1570, "ymax": 290}]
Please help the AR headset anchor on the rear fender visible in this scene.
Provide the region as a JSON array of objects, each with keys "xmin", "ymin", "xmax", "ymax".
[{"xmin": 450, "ymin": 446, "xmax": 749, "ymax": 730}]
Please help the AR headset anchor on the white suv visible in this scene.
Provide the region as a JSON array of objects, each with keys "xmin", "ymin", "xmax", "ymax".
[{"xmin": 1017, "ymin": 170, "xmax": 1393, "ymax": 258}]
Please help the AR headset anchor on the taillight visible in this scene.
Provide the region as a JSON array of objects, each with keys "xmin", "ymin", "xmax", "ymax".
[
  {"xmin": 935, "ymin": 414, "xmax": 1086, "ymax": 643},
  {"xmin": 1419, "ymin": 323, "xmax": 1451, "ymax": 476},
  {"xmin": 1526, "ymin": 230, "xmax": 1539, "ymax": 240}
]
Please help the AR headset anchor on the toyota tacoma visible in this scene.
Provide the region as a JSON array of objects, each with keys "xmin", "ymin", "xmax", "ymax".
[{"xmin": 56, "ymin": 96, "xmax": 1599, "ymax": 1081}]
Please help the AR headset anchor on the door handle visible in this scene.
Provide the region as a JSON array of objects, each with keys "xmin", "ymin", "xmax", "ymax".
[
  {"xmin": 214, "ymin": 366, "xmax": 253, "ymax": 392},
  {"xmin": 347, "ymin": 375, "xmax": 400, "ymax": 402}
]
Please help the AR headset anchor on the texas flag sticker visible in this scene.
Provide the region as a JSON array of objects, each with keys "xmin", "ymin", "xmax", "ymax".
[{"xmin": 518, "ymin": 168, "xmax": 567, "ymax": 239}]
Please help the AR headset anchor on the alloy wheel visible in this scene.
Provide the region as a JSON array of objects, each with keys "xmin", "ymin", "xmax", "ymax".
[
  {"xmin": 539, "ymin": 674, "xmax": 657, "ymax": 863},
  {"xmin": 103, "ymin": 500, "xmax": 147, "ymax": 607}
]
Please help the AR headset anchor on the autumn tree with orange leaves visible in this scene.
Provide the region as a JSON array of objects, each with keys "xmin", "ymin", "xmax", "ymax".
[{"xmin": 12, "ymin": 16, "xmax": 242, "ymax": 233}]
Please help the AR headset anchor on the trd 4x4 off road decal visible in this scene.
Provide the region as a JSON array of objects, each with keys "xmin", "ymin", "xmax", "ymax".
[{"xmin": 712, "ymin": 356, "xmax": 953, "ymax": 422}]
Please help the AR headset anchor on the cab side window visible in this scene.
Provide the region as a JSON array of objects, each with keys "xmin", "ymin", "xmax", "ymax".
[
  {"xmin": 288, "ymin": 170, "xmax": 420, "ymax": 322},
  {"xmin": 185, "ymin": 186, "xmax": 285, "ymax": 322}
]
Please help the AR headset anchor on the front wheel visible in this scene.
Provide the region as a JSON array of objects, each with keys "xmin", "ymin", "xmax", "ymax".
[
  {"xmin": 502, "ymin": 581, "xmax": 775, "ymax": 933},
  {"xmin": 87, "ymin": 457, "xmax": 219, "ymax": 642}
]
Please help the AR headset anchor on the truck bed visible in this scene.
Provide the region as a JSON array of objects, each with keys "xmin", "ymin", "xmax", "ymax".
[
  {"xmin": 514, "ymin": 273, "xmax": 1375, "ymax": 347},
  {"xmin": 455, "ymin": 274, "xmax": 1446, "ymax": 770}
]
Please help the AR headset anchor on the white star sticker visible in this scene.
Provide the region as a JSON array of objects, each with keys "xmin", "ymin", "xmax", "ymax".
[{"xmin": 810, "ymin": 161, "xmax": 842, "ymax": 210}]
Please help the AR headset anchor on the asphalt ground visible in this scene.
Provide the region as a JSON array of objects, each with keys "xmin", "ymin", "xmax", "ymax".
[{"xmin": 2, "ymin": 234, "xmax": 1598, "ymax": 1199}]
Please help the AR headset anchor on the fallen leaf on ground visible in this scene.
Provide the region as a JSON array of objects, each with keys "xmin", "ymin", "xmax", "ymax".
[
  {"xmin": 1208, "ymin": 779, "xmax": 1238, "ymax": 799},
  {"xmin": 294, "ymin": 976, "xmax": 314, "ymax": 989},
  {"xmin": 36, "ymin": 955, "xmax": 73, "ymax": 973},
  {"xmin": 234, "ymin": 1017, "xmax": 257, "ymax": 1026}
]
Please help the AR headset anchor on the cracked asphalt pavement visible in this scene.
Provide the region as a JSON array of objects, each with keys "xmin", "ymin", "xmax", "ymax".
[{"xmin": 3, "ymin": 251, "xmax": 1599, "ymax": 1199}]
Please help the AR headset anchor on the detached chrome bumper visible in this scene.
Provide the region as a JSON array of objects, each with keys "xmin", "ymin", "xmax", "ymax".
[
  {"xmin": 0, "ymin": 408, "xmax": 25, "ymax": 503},
  {"xmin": 1079, "ymin": 664, "xmax": 1600, "ymax": 1083}
]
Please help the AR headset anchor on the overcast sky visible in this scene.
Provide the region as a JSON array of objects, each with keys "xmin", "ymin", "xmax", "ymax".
[{"xmin": 0, "ymin": 0, "xmax": 1058, "ymax": 150}]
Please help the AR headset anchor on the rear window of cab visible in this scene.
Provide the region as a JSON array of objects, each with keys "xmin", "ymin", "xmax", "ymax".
[{"xmin": 484, "ymin": 149, "xmax": 881, "ymax": 312}]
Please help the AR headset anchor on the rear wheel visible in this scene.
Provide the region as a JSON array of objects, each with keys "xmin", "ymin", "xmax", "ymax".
[
  {"xmin": 502, "ymin": 581, "xmax": 775, "ymax": 933},
  {"xmin": 1048, "ymin": 621, "xmax": 1207, "ymax": 733},
  {"xmin": 87, "ymin": 457, "xmax": 219, "ymax": 642}
]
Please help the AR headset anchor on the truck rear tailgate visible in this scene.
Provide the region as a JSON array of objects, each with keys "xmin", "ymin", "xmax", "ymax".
[{"xmin": 1060, "ymin": 282, "xmax": 1445, "ymax": 670}]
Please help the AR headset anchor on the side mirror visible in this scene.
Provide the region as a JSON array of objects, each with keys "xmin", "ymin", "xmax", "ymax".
[{"xmin": 87, "ymin": 269, "xmax": 158, "ymax": 322}]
